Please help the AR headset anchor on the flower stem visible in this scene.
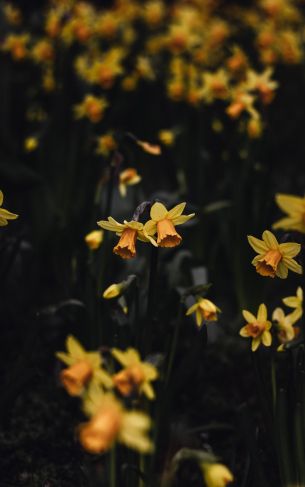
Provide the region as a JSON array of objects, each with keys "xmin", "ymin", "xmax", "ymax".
[{"xmin": 143, "ymin": 246, "xmax": 159, "ymax": 355}]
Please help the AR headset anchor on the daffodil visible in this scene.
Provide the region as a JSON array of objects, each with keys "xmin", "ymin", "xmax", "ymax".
[
  {"xmin": 103, "ymin": 283, "xmax": 124, "ymax": 299},
  {"xmin": 0, "ymin": 191, "xmax": 18, "ymax": 226},
  {"xmin": 201, "ymin": 463, "xmax": 234, "ymax": 487},
  {"xmin": 119, "ymin": 168, "xmax": 141, "ymax": 197},
  {"xmin": 273, "ymin": 193, "xmax": 305, "ymax": 233},
  {"xmin": 74, "ymin": 94, "xmax": 108, "ymax": 123},
  {"xmin": 112, "ymin": 348, "xmax": 158, "ymax": 399},
  {"xmin": 282, "ymin": 286, "xmax": 303, "ymax": 323},
  {"xmin": 158, "ymin": 129, "xmax": 175, "ymax": 146},
  {"xmin": 95, "ymin": 133, "xmax": 117, "ymax": 157},
  {"xmin": 186, "ymin": 297, "xmax": 220, "ymax": 328},
  {"xmin": 80, "ymin": 388, "xmax": 152, "ymax": 453},
  {"xmin": 144, "ymin": 202, "xmax": 195, "ymax": 248},
  {"xmin": 247, "ymin": 230, "xmax": 302, "ymax": 278},
  {"xmin": 272, "ymin": 307, "xmax": 298, "ymax": 346},
  {"xmin": 24, "ymin": 136, "xmax": 38, "ymax": 152},
  {"xmin": 97, "ymin": 217, "xmax": 157, "ymax": 259},
  {"xmin": 239, "ymin": 303, "xmax": 272, "ymax": 351},
  {"xmin": 56, "ymin": 336, "xmax": 112, "ymax": 396},
  {"xmin": 85, "ymin": 230, "xmax": 104, "ymax": 250}
]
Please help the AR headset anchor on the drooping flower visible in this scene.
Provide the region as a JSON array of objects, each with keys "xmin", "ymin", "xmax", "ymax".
[
  {"xmin": 186, "ymin": 297, "xmax": 220, "ymax": 328},
  {"xmin": 119, "ymin": 168, "xmax": 141, "ymax": 197},
  {"xmin": 85, "ymin": 230, "xmax": 104, "ymax": 250},
  {"xmin": 0, "ymin": 191, "xmax": 18, "ymax": 226},
  {"xmin": 272, "ymin": 307, "xmax": 298, "ymax": 346},
  {"xmin": 97, "ymin": 217, "xmax": 156, "ymax": 259},
  {"xmin": 282, "ymin": 286, "xmax": 303, "ymax": 323},
  {"xmin": 144, "ymin": 202, "xmax": 195, "ymax": 248},
  {"xmin": 247, "ymin": 230, "xmax": 302, "ymax": 278},
  {"xmin": 56, "ymin": 336, "xmax": 112, "ymax": 396},
  {"xmin": 112, "ymin": 348, "xmax": 158, "ymax": 399},
  {"xmin": 239, "ymin": 303, "xmax": 272, "ymax": 351},
  {"xmin": 273, "ymin": 193, "xmax": 305, "ymax": 233},
  {"xmin": 201, "ymin": 463, "xmax": 234, "ymax": 487},
  {"xmin": 80, "ymin": 388, "xmax": 152, "ymax": 454},
  {"xmin": 103, "ymin": 282, "xmax": 124, "ymax": 299},
  {"xmin": 136, "ymin": 139, "xmax": 161, "ymax": 155}
]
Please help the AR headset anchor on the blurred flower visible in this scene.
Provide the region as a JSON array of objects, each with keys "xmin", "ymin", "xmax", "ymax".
[
  {"xmin": 201, "ymin": 69, "xmax": 230, "ymax": 103},
  {"xmin": 85, "ymin": 230, "xmax": 104, "ymax": 250},
  {"xmin": 80, "ymin": 388, "xmax": 152, "ymax": 453},
  {"xmin": 144, "ymin": 202, "xmax": 195, "ymax": 248},
  {"xmin": 247, "ymin": 117, "xmax": 262, "ymax": 138},
  {"xmin": 143, "ymin": 0, "xmax": 165, "ymax": 27},
  {"xmin": 246, "ymin": 67, "xmax": 278, "ymax": 104},
  {"xmin": 186, "ymin": 297, "xmax": 220, "ymax": 327},
  {"xmin": 3, "ymin": 3, "xmax": 22, "ymax": 25},
  {"xmin": 74, "ymin": 95, "xmax": 108, "ymax": 123},
  {"xmin": 282, "ymin": 286, "xmax": 303, "ymax": 323},
  {"xmin": 96, "ymin": 133, "xmax": 117, "ymax": 157},
  {"xmin": 56, "ymin": 335, "xmax": 112, "ymax": 396},
  {"xmin": 2, "ymin": 33, "xmax": 29, "ymax": 60},
  {"xmin": 0, "ymin": 191, "xmax": 18, "ymax": 226},
  {"xmin": 226, "ymin": 89, "xmax": 258, "ymax": 120},
  {"xmin": 103, "ymin": 283, "xmax": 124, "ymax": 299},
  {"xmin": 239, "ymin": 303, "xmax": 272, "ymax": 351},
  {"xmin": 158, "ymin": 129, "xmax": 175, "ymax": 146},
  {"xmin": 227, "ymin": 47, "xmax": 248, "ymax": 74},
  {"xmin": 272, "ymin": 307, "xmax": 298, "ymax": 346},
  {"xmin": 247, "ymin": 230, "xmax": 302, "ymax": 278},
  {"xmin": 273, "ymin": 193, "xmax": 305, "ymax": 233},
  {"xmin": 97, "ymin": 217, "xmax": 157, "ymax": 259},
  {"xmin": 112, "ymin": 348, "xmax": 158, "ymax": 399},
  {"xmin": 201, "ymin": 463, "xmax": 234, "ymax": 487},
  {"xmin": 119, "ymin": 168, "xmax": 141, "ymax": 197},
  {"xmin": 42, "ymin": 67, "xmax": 56, "ymax": 91},
  {"xmin": 24, "ymin": 137, "xmax": 38, "ymax": 152},
  {"xmin": 137, "ymin": 140, "xmax": 161, "ymax": 155},
  {"xmin": 32, "ymin": 39, "xmax": 54, "ymax": 63}
]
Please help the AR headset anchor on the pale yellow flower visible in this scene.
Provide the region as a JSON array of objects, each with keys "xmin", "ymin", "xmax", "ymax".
[
  {"xmin": 273, "ymin": 193, "xmax": 305, "ymax": 233},
  {"xmin": 24, "ymin": 137, "xmax": 38, "ymax": 152},
  {"xmin": 239, "ymin": 304, "xmax": 272, "ymax": 351},
  {"xmin": 282, "ymin": 286, "xmax": 303, "ymax": 323},
  {"xmin": 272, "ymin": 307, "xmax": 297, "ymax": 346},
  {"xmin": 112, "ymin": 348, "xmax": 158, "ymax": 399},
  {"xmin": 103, "ymin": 283, "xmax": 124, "ymax": 299},
  {"xmin": 0, "ymin": 191, "xmax": 18, "ymax": 226},
  {"xmin": 119, "ymin": 168, "xmax": 141, "ymax": 197},
  {"xmin": 186, "ymin": 297, "xmax": 220, "ymax": 327},
  {"xmin": 97, "ymin": 217, "xmax": 156, "ymax": 259},
  {"xmin": 85, "ymin": 230, "xmax": 104, "ymax": 250},
  {"xmin": 201, "ymin": 463, "xmax": 234, "ymax": 487},
  {"xmin": 247, "ymin": 230, "xmax": 302, "ymax": 278},
  {"xmin": 144, "ymin": 202, "xmax": 195, "ymax": 248},
  {"xmin": 80, "ymin": 388, "xmax": 152, "ymax": 454},
  {"xmin": 56, "ymin": 336, "xmax": 112, "ymax": 396}
]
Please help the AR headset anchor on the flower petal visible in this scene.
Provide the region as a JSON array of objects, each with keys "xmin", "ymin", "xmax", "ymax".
[
  {"xmin": 247, "ymin": 235, "xmax": 268, "ymax": 254},
  {"xmin": 239, "ymin": 326, "xmax": 250, "ymax": 337},
  {"xmin": 150, "ymin": 202, "xmax": 168, "ymax": 221},
  {"xmin": 166, "ymin": 202, "xmax": 186, "ymax": 219},
  {"xmin": 172, "ymin": 213, "xmax": 195, "ymax": 225},
  {"xmin": 275, "ymin": 261, "xmax": 288, "ymax": 279},
  {"xmin": 275, "ymin": 193, "xmax": 305, "ymax": 214},
  {"xmin": 242, "ymin": 309, "xmax": 256, "ymax": 323},
  {"xmin": 279, "ymin": 242, "xmax": 301, "ymax": 258},
  {"xmin": 262, "ymin": 330, "xmax": 272, "ymax": 346},
  {"xmin": 251, "ymin": 338, "xmax": 261, "ymax": 352},
  {"xmin": 262, "ymin": 230, "xmax": 278, "ymax": 249},
  {"xmin": 257, "ymin": 303, "xmax": 267, "ymax": 322},
  {"xmin": 283, "ymin": 257, "xmax": 302, "ymax": 274},
  {"xmin": 66, "ymin": 335, "xmax": 86, "ymax": 359}
]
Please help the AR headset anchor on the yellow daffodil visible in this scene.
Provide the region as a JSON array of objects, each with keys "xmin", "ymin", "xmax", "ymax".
[
  {"xmin": 201, "ymin": 463, "xmax": 234, "ymax": 487},
  {"xmin": 0, "ymin": 191, "xmax": 18, "ymax": 226},
  {"xmin": 186, "ymin": 297, "xmax": 220, "ymax": 327},
  {"xmin": 103, "ymin": 283, "xmax": 124, "ymax": 299},
  {"xmin": 158, "ymin": 129, "xmax": 175, "ymax": 146},
  {"xmin": 273, "ymin": 193, "xmax": 305, "ymax": 233},
  {"xmin": 95, "ymin": 133, "xmax": 117, "ymax": 157},
  {"xmin": 282, "ymin": 286, "xmax": 303, "ymax": 323},
  {"xmin": 24, "ymin": 136, "xmax": 38, "ymax": 152},
  {"xmin": 2, "ymin": 33, "xmax": 29, "ymax": 60},
  {"xmin": 85, "ymin": 230, "xmax": 104, "ymax": 250},
  {"xmin": 80, "ymin": 388, "xmax": 152, "ymax": 453},
  {"xmin": 239, "ymin": 304, "xmax": 272, "ymax": 351},
  {"xmin": 74, "ymin": 95, "xmax": 108, "ymax": 123},
  {"xmin": 119, "ymin": 168, "xmax": 141, "ymax": 197},
  {"xmin": 144, "ymin": 202, "xmax": 195, "ymax": 248},
  {"xmin": 97, "ymin": 217, "xmax": 157, "ymax": 259},
  {"xmin": 272, "ymin": 307, "xmax": 298, "ymax": 347},
  {"xmin": 247, "ymin": 230, "xmax": 302, "ymax": 278},
  {"xmin": 246, "ymin": 67, "xmax": 278, "ymax": 104},
  {"xmin": 56, "ymin": 336, "xmax": 112, "ymax": 396},
  {"xmin": 112, "ymin": 348, "xmax": 158, "ymax": 399}
]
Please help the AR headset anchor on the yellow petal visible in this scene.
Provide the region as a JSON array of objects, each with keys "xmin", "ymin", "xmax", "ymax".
[
  {"xmin": 272, "ymin": 307, "xmax": 285, "ymax": 322},
  {"xmin": 275, "ymin": 193, "xmax": 305, "ymax": 214},
  {"xmin": 239, "ymin": 326, "xmax": 250, "ymax": 337},
  {"xmin": 186, "ymin": 302, "xmax": 199, "ymax": 315},
  {"xmin": 279, "ymin": 242, "xmax": 301, "ymax": 258},
  {"xmin": 167, "ymin": 202, "xmax": 186, "ymax": 219},
  {"xmin": 196, "ymin": 309, "xmax": 203, "ymax": 327},
  {"xmin": 56, "ymin": 351, "xmax": 75, "ymax": 366},
  {"xmin": 251, "ymin": 337, "xmax": 261, "ymax": 351},
  {"xmin": 97, "ymin": 217, "xmax": 125, "ymax": 232},
  {"xmin": 0, "ymin": 190, "xmax": 3, "ymax": 206},
  {"xmin": 283, "ymin": 296, "xmax": 300, "ymax": 308},
  {"xmin": 275, "ymin": 261, "xmax": 288, "ymax": 278},
  {"xmin": 144, "ymin": 219, "xmax": 157, "ymax": 236},
  {"xmin": 262, "ymin": 330, "xmax": 272, "ymax": 346},
  {"xmin": 262, "ymin": 230, "xmax": 278, "ymax": 249},
  {"xmin": 257, "ymin": 303, "xmax": 267, "ymax": 322},
  {"xmin": 297, "ymin": 287, "xmax": 303, "ymax": 300},
  {"xmin": 283, "ymin": 257, "xmax": 302, "ymax": 274},
  {"xmin": 0, "ymin": 208, "xmax": 18, "ymax": 220},
  {"xmin": 141, "ymin": 382, "xmax": 155, "ymax": 400},
  {"xmin": 119, "ymin": 183, "xmax": 127, "ymax": 197},
  {"xmin": 172, "ymin": 213, "xmax": 195, "ymax": 225},
  {"xmin": 247, "ymin": 235, "xmax": 268, "ymax": 254},
  {"xmin": 242, "ymin": 309, "xmax": 256, "ymax": 323},
  {"xmin": 150, "ymin": 202, "xmax": 168, "ymax": 221},
  {"xmin": 66, "ymin": 335, "xmax": 86, "ymax": 359}
]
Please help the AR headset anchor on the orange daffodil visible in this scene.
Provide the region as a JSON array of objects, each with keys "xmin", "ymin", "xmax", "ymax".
[
  {"xmin": 144, "ymin": 202, "xmax": 195, "ymax": 248},
  {"xmin": 56, "ymin": 336, "xmax": 112, "ymax": 396},
  {"xmin": 239, "ymin": 304, "xmax": 272, "ymax": 351},
  {"xmin": 186, "ymin": 297, "xmax": 220, "ymax": 327},
  {"xmin": 273, "ymin": 193, "xmax": 305, "ymax": 233},
  {"xmin": 247, "ymin": 230, "xmax": 302, "ymax": 278}
]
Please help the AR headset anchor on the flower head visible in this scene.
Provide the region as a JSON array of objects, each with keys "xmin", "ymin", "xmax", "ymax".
[
  {"xmin": 103, "ymin": 283, "xmax": 124, "ymax": 299},
  {"xmin": 144, "ymin": 202, "xmax": 195, "ymax": 248},
  {"xmin": 272, "ymin": 307, "xmax": 298, "ymax": 345},
  {"xmin": 201, "ymin": 463, "xmax": 234, "ymax": 487},
  {"xmin": 247, "ymin": 230, "xmax": 302, "ymax": 278},
  {"xmin": 80, "ymin": 388, "xmax": 152, "ymax": 453},
  {"xmin": 112, "ymin": 348, "xmax": 158, "ymax": 399},
  {"xmin": 74, "ymin": 95, "xmax": 108, "ymax": 123},
  {"xmin": 239, "ymin": 303, "xmax": 272, "ymax": 351},
  {"xmin": 95, "ymin": 133, "xmax": 117, "ymax": 157},
  {"xmin": 0, "ymin": 191, "xmax": 18, "ymax": 226},
  {"xmin": 273, "ymin": 193, "xmax": 305, "ymax": 233},
  {"xmin": 119, "ymin": 168, "xmax": 141, "ymax": 197},
  {"xmin": 186, "ymin": 297, "xmax": 220, "ymax": 328},
  {"xmin": 97, "ymin": 217, "xmax": 157, "ymax": 259},
  {"xmin": 85, "ymin": 230, "xmax": 104, "ymax": 250},
  {"xmin": 56, "ymin": 336, "xmax": 112, "ymax": 396}
]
